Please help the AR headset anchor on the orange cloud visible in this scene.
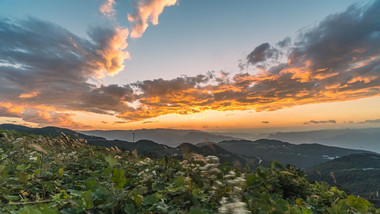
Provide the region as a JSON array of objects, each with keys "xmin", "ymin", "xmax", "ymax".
[
  {"xmin": 19, "ymin": 91, "xmax": 39, "ymax": 98},
  {"xmin": 0, "ymin": 102, "xmax": 89, "ymax": 129},
  {"xmin": 21, "ymin": 108, "xmax": 90, "ymax": 129},
  {"xmin": 2, "ymin": 1, "xmax": 380, "ymax": 127},
  {"xmin": 94, "ymin": 27, "xmax": 130, "ymax": 76},
  {"xmin": 0, "ymin": 102, "xmax": 24, "ymax": 117},
  {"xmin": 128, "ymin": 0, "xmax": 177, "ymax": 38}
]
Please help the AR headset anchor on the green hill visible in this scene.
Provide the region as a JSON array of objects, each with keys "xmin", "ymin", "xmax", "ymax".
[
  {"xmin": 0, "ymin": 124, "xmax": 261, "ymax": 168},
  {"xmin": 214, "ymin": 139, "xmax": 373, "ymax": 168},
  {"xmin": 305, "ymin": 153, "xmax": 380, "ymax": 207},
  {"xmin": 0, "ymin": 129, "xmax": 379, "ymax": 213}
]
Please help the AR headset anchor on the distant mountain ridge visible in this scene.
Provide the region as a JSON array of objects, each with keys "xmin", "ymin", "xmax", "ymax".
[
  {"xmin": 81, "ymin": 129, "xmax": 240, "ymax": 147},
  {"xmin": 0, "ymin": 124, "xmax": 260, "ymax": 168},
  {"xmin": 0, "ymin": 124, "xmax": 375, "ymax": 169},
  {"xmin": 268, "ymin": 127, "xmax": 380, "ymax": 153},
  {"xmin": 198, "ymin": 139, "xmax": 374, "ymax": 168},
  {"xmin": 2, "ymin": 123, "xmax": 379, "ymax": 208},
  {"xmin": 0, "ymin": 124, "xmax": 100, "ymax": 140}
]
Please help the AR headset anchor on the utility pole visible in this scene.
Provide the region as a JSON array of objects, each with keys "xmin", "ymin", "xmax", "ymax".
[{"xmin": 132, "ymin": 131, "xmax": 135, "ymax": 143}]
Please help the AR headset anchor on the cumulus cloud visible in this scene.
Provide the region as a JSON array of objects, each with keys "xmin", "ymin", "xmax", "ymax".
[
  {"xmin": 276, "ymin": 37, "xmax": 291, "ymax": 48},
  {"xmin": 0, "ymin": 103, "xmax": 23, "ymax": 118},
  {"xmin": 99, "ymin": 0, "xmax": 116, "ymax": 17},
  {"xmin": 240, "ymin": 43, "xmax": 279, "ymax": 69},
  {"xmin": 128, "ymin": 0, "xmax": 177, "ymax": 38},
  {"xmin": 0, "ymin": 102, "xmax": 89, "ymax": 129},
  {"xmin": 0, "ymin": 106, "xmax": 20, "ymax": 118},
  {"xmin": 21, "ymin": 108, "xmax": 90, "ymax": 129},
  {"xmin": 304, "ymin": 120, "xmax": 336, "ymax": 125},
  {"xmin": 0, "ymin": 17, "xmax": 132, "ymax": 127},
  {"xmin": 117, "ymin": 1, "xmax": 380, "ymax": 121},
  {"xmin": 2, "ymin": 1, "xmax": 380, "ymax": 126}
]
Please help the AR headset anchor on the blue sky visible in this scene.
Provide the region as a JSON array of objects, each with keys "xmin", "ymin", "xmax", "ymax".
[
  {"xmin": 0, "ymin": 0, "xmax": 364, "ymax": 83},
  {"xmin": 0, "ymin": 0, "xmax": 379, "ymax": 131}
]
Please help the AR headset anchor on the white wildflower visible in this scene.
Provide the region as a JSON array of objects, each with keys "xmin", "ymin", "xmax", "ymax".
[
  {"xmin": 215, "ymin": 180, "xmax": 224, "ymax": 187},
  {"xmin": 13, "ymin": 138, "xmax": 24, "ymax": 144},
  {"xmin": 218, "ymin": 197, "xmax": 250, "ymax": 214}
]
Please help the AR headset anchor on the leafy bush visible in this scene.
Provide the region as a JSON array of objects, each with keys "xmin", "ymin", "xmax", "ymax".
[{"xmin": 0, "ymin": 129, "xmax": 378, "ymax": 213}]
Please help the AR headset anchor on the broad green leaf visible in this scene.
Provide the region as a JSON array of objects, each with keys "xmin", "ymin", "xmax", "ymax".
[
  {"xmin": 16, "ymin": 164, "xmax": 31, "ymax": 172},
  {"xmin": 19, "ymin": 206, "xmax": 42, "ymax": 214},
  {"xmin": 0, "ymin": 164, "xmax": 5, "ymax": 173},
  {"xmin": 301, "ymin": 208, "xmax": 313, "ymax": 214},
  {"xmin": 110, "ymin": 168, "xmax": 127, "ymax": 190},
  {"xmin": 346, "ymin": 195, "xmax": 370, "ymax": 213},
  {"xmin": 124, "ymin": 203, "xmax": 136, "ymax": 214},
  {"xmin": 82, "ymin": 190, "xmax": 93, "ymax": 209},
  {"xmin": 105, "ymin": 155, "xmax": 118, "ymax": 168},
  {"xmin": 57, "ymin": 168, "xmax": 63, "ymax": 177},
  {"xmin": 174, "ymin": 175, "xmax": 185, "ymax": 187},
  {"xmin": 190, "ymin": 206, "xmax": 202, "ymax": 214},
  {"xmin": 4, "ymin": 195, "xmax": 19, "ymax": 201},
  {"xmin": 143, "ymin": 193, "xmax": 160, "ymax": 205},
  {"xmin": 85, "ymin": 177, "xmax": 99, "ymax": 191}
]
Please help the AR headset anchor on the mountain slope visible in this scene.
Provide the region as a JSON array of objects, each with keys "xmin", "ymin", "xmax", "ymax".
[
  {"xmin": 0, "ymin": 124, "xmax": 102, "ymax": 140},
  {"xmin": 268, "ymin": 127, "xmax": 380, "ymax": 153},
  {"xmin": 214, "ymin": 139, "xmax": 373, "ymax": 168},
  {"xmin": 305, "ymin": 153, "xmax": 380, "ymax": 206},
  {"xmin": 2, "ymin": 124, "xmax": 375, "ymax": 170},
  {"xmin": 2, "ymin": 128, "xmax": 378, "ymax": 213},
  {"xmin": 0, "ymin": 124, "xmax": 255, "ymax": 167},
  {"xmin": 81, "ymin": 129, "xmax": 239, "ymax": 147}
]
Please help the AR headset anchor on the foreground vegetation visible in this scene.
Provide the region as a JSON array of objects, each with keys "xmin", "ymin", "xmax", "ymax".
[
  {"xmin": 0, "ymin": 129, "xmax": 378, "ymax": 213},
  {"xmin": 305, "ymin": 153, "xmax": 380, "ymax": 207}
]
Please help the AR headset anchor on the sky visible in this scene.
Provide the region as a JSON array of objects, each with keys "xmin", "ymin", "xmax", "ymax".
[{"xmin": 0, "ymin": 0, "xmax": 379, "ymax": 132}]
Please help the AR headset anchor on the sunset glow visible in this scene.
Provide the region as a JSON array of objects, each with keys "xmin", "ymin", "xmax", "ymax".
[{"xmin": 0, "ymin": 0, "xmax": 379, "ymax": 131}]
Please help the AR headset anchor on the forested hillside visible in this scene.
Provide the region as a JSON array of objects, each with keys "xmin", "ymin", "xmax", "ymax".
[
  {"xmin": 305, "ymin": 153, "xmax": 380, "ymax": 207},
  {"xmin": 0, "ymin": 129, "xmax": 378, "ymax": 213}
]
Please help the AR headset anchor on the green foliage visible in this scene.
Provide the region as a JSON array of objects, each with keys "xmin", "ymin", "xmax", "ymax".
[
  {"xmin": 110, "ymin": 168, "xmax": 127, "ymax": 190},
  {"xmin": 305, "ymin": 153, "xmax": 380, "ymax": 207},
  {"xmin": 0, "ymin": 129, "xmax": 378, "ymax": 213}
]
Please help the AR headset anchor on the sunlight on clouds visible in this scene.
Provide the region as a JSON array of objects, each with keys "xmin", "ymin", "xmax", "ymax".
[
  {"xmin": 128, "ymin": 0, "xmax": 178, "ymax": 38},
  {"xmin": 99, "ymin": 0, "xmax": 116, "ymax": 18},
  {"xmin": 19, "ymin": 91, "xmax": 39, "ymax": 98},
  {"xmin": 1, "ymin": 1, "xmax": 380, "ymax": 129},
  {"xmin": 95, "ymin": 27, "xmax": 130, "ymax": 76}
]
